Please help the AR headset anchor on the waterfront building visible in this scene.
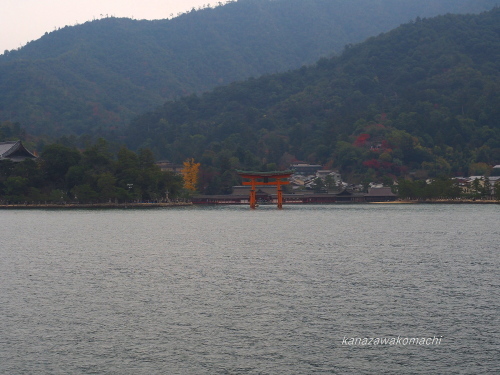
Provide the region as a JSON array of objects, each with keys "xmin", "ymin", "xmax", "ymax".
[{"xmin": 364, "ymin": 187, "xmax": 397, "ymax": 202}]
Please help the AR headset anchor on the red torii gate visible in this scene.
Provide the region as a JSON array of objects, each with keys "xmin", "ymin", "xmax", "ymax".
[{"xmin": 237, "ymin": 170, "xmax": 293, "ymax": 209}]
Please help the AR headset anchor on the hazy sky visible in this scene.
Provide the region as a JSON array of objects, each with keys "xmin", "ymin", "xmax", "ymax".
[{"xmin": 1, "ymin": 0, "xmax": 215, "ymax": 52}]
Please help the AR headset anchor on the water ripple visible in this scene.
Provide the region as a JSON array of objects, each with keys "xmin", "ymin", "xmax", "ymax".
[{"xmin": 1, "ymin": 204, "xmax": 499, "ymax": 374}]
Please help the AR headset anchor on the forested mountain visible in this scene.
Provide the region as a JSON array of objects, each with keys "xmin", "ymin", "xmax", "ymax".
[
  {"xmin": 125, "ymin": 9, "xmax": 500, "ymax": 193},
  {"xmin": 0, "ymin": 0, "xmax": 497, "ymax": 136}
]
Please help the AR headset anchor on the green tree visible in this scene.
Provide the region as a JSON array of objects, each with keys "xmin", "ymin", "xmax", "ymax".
[
  {"xmin": 71, "ymin": 184, "xmax": 98, "ymax": 203},
  {"xmin": 82, "ymin": 138, "xmax": 113, "ymax": 172},
  {"xmin": 481, "ymin": 177, "xmax": 492, "ymax": 198},
  {"xmin": 48, "ymin": 189, "xmax": 68, "ymax": 203},
  {"xmin": 97, "ymin": 173, "xmax": 117, "ymax": 201},
  {"xmin": 324, "ymin": 174, "xmax": 336, "ymax": 190},
  {"xmin": 65, "ymin": 165, "xmax": 86, "ymax": 190},
  {"xmin": 41, "ymin": 144, "xmax": 81, "ymax": 185},
  {"xmin": 494, "ymin": 181, "xmax": 500, "ymax": 201},
  {"xmin": 4, "ymin": 176, "xmax": 29, "ymax": 202},
  {"xmin": 313, "ymin": 177, "xmax": 326, "ymax": 192},
  {"xmin": 469, "ymin": 178, "xmax": 483, "ymax": 199}
]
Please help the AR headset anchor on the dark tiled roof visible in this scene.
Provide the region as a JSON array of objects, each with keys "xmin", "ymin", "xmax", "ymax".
[
  {"xmin": 0, "ymin": 141, "xmax": 18, "ymax": 156},
  {"xmin": 365, "ymin": 187, "xmax": 396, "ymax": 197},
  {"xmin": 0, "ymin": 141, "xmax": 37, "ymax": 161}
]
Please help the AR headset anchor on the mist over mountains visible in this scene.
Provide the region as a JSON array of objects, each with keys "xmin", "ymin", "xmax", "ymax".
[{"xmin": 0, "ymin": 0, "xmax": 497, "ymax": 136}]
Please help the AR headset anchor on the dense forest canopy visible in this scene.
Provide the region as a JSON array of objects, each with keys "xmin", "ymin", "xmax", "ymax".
[
  {"xmin": 0, "ymin": 0, "xmax": 497, "ymax": 136},
  {"xmin": 0, "ymin": 138, "xmax": 184, "ymax": 204},
  {"xmin": 124, "ymin": 9, "xmax": 500, "ymax": 193}
]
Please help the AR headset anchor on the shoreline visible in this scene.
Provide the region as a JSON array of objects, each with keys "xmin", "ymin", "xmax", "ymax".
[
  {"xmin": 379, "ymin": 199, "xmax": 499, "ymax": 204},
  {"xmin": 0, "ymin": 200, "xmax": 498, "ymax": 209},
  {"xmin": 0, "ymin": 202, "xmax": 192, "ymax": 209},
  {"xmin": 363, "ymin": 200, "xmax": 498, "ymax": 204}
]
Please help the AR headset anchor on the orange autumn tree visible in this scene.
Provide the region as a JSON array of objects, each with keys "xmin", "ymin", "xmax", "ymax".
[{"xmin": 181, "ymin": 158, "xmax": 200, "ymax": 192}]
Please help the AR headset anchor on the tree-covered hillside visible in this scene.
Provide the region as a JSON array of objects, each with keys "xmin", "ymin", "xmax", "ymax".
[
  {"xmin": 125, "ymin": 9, "xmax": 500, "ymax": 193},
  {"xmin": 0, "ymin": 0, "xmax": 497, "ymax": 136}
]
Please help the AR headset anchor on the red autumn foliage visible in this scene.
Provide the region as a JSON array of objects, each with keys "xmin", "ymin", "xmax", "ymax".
[
  {"xmin": 363, "ymin": 159, "xmax": 381, "ymax": 169},
  {"xmin": 354, "ymin": 133, "xmax": 370, "ymax": 147}
]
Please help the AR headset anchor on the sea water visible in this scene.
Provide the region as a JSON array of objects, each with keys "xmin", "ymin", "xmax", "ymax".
[{"xmin": 1, "ymin": 204, "xmax": 499, "ymax": 374}]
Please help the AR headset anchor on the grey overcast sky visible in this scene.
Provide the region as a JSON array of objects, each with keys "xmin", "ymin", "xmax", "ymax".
[{"xmin": 1, "ymin": 0, "xmax": 217, "ymax": 52}]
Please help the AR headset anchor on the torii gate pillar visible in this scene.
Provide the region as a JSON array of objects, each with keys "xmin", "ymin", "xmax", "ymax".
[{"xmin": 237, "ymin": 170, "xmax": 293, "ymax": 209}]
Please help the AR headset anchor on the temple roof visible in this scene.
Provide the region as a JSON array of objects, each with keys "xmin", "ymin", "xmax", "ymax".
[{"xmin": 0, "ymin": 141, "xmax": 37, "ymax": 162}]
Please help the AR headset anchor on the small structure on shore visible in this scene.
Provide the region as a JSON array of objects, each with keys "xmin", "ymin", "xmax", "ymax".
[{"xmin": 364, "ymin": 187, "xmax": 397, "ymax": 202}]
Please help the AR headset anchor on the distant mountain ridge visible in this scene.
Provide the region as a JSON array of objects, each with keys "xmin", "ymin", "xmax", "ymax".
[{"xmin": 0, "ymin": 0, "xmax": 497, "ymax": 136}]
